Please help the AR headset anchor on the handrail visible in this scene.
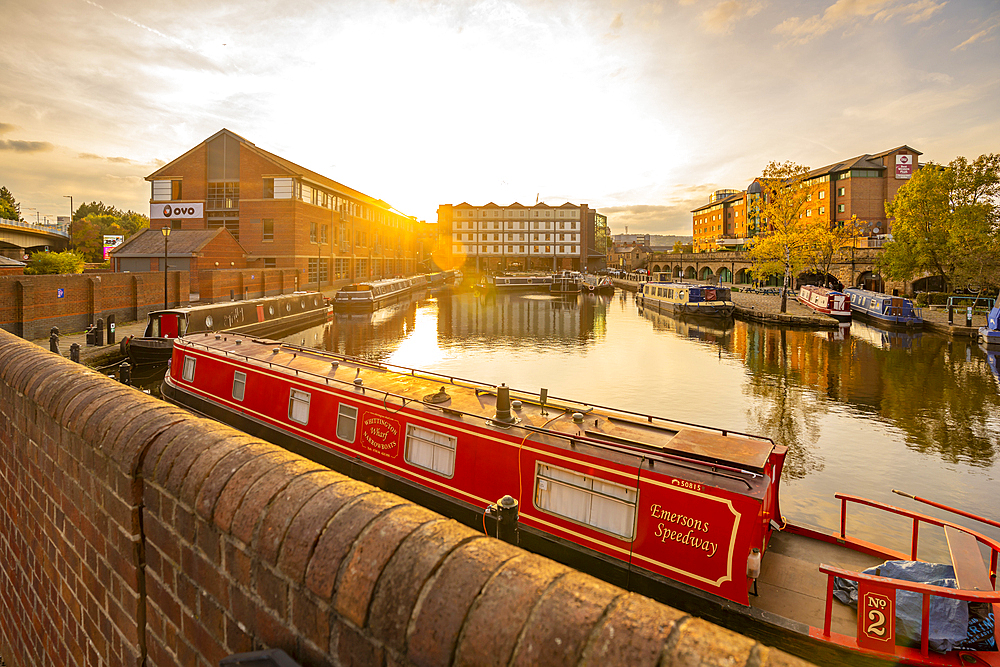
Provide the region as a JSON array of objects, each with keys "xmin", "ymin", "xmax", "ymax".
[
  {"xmin": 819, "ymin": 563, "xmax": 1000, "ymax": 657},
  {"xmin": 835, "ymin": 493, "xmax": 1000, "ymax": 586},
  {"xmin": 174, "ymin": 335, "xmax": 771, "ymax": 477}
]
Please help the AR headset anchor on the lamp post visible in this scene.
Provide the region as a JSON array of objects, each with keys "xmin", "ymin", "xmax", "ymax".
[{"xmin": 162, "ymin": 226, "xmax": 171, "ymax": 310}]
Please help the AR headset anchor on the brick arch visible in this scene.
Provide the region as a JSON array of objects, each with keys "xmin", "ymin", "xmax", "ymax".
[
  {"xmin": 734, "ymin": 268, "xmax": 751, "ymax": 285},
  {"xmin": 684, "ymin": 266, "xmax": 697, "ymax": 279},
  {"xmin": 699, "ymin": 267, "xmax": 714, "ymax": 281}
]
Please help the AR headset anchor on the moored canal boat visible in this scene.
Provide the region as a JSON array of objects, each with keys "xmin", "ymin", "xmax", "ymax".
[
  {"xmin": 637, "ymin": 282, "xmax": 735, "ymax": 319},
  {"xmin": 549, "ymin": 270, "xmax": 583, "ymax": 294},
  {"xmin": 979, "ymin": 294, "xmax": 1000, "ymax": 350},
  {"xmin": 798, "ymin": 285, "xmax": 851, "ymax": 321},
  {"xmin": 161, "ymin": 332, "xmax": 1000, "ymax": 666},
  {"xmin": 845, "ymin": 288, "xmax": 923, "ymax": 329},
  {"xmin": 582, "ymin": 273, "xmax": 615, "ymax": 294},
  {"xmin": 487, "ymin": 273, "xmax": 554, "ymax": 291},
  {"xmin": 332, "ymin": 277, "xmax": 417, "ymax": 312},
  {"xmin": 121, "ymin": 292, "xmax": 326, "ymax": 365}
]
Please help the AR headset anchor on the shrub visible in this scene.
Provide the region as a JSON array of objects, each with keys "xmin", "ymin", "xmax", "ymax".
[{"xmin": 23, "ymin": 251, "xmax": 86, "ymax": 275}]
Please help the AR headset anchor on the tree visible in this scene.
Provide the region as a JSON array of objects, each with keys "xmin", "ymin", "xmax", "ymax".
[
  {"xmin": 69, "ymin": 209, "xmax": 150, "ymax": 262},
  {"xmin": 73, "ymin": 200, "xmax": 123, "ymax": 221},
  {"xmin": 0, "ymin": 186, "xmax": 19, "ymax": 221},
  {"xmin": 24, "ymin": 250, "xmax": 86, "ymax": 275},
  {"xmin": 746, "ymin": 161, "xmax": 814, "ymax": 313},
  {"xmin": 880, "ymin": 153, "xmax": 1000, "ymax": 292},
  {"xmin": 807, "ymin": 215, "xmax": 862, "ymax": 286}
]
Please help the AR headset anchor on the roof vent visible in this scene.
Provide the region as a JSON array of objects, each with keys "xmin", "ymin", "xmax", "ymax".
[
  {"xmin": 354, "ymin": 378, "xmax": 363, "ymax": 386},
  {"xmin": 423, "ymin": 387, "xmax": 450, "ymax": 404},
  {"xmin": 512, "ymin": 400, "xmax": 522, "ymax": 410},
  {"xmin": 331, "ymin": 360, "xmax": 339, "ymax": 369},
  {"xmin": 493, "ymin": 384, "xmax": 515, "ymax": 424},
  {"xmin": 272, "ymin": 348, "xmax": 280, "ymax": 354},
  {"xmin": 572, "ymin": 412, "xmax": 584, "ymax": 423}
]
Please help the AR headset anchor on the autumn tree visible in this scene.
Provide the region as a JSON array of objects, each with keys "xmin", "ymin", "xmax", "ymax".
[
  {"xmin": 0, "ymin": 186, "xmax": 20, "ymax": 221},
  {"xmin": 806, "ymin": 215, "xmax": 862, "ymax": 286},
  {"xmin": 879, "ymin": 154, "xmax": 1000, "ymax": 292},
  {"xmin": 746, "ymin": 161, "xmax": 813, "ymax": 312},
  {"xmin": 69, "ymin": 206, "xmax": 150, "ymax": 262}
]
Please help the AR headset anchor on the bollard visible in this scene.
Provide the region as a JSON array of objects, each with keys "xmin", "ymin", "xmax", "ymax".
[
  {"xmin": 86, "ymin": 325, "xmax": 96, "ymax": 347},
  {"xmin": 96, "ymin": 318, "xmax": 105, "ymax": 346},
  {"xmin": 948, "ymin": 305, "xmax": 954, "ymax": 325},
  {"xmin": 119, "ymin": 361, "xmax": 131, "ymax": 386},
  {"xmin": 967, "ymin": 307, "xmax": 973, "ymax": 328},
  {"xmin": 49, "ymin": 329, "xmax": 60, "ymax": 355},
  {"xmin": 107, "ymin": 314, "xmax": 116, "ymax": 345},
  {"xmin": 495, "ymin": 495, "xmax": 519, "ymax": 546},
  {"xmin": 70, "ymin": 343, "xmax": 81, "ymax": 363}
]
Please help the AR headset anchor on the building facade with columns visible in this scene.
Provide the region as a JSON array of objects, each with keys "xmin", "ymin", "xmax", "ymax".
[
  {"xmin": 437, "ymin": 202, "xmax": 605, "ymax": 273},
  {"xmin": 692, "ymin": 146, "xmax": 922, "ymax": 252},
  {"xmin": 144, "ymin": 129, "xmax": 429, "ymax": 288}
]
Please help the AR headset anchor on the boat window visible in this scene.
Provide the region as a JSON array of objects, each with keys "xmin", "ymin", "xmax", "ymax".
[
  {"xmin": 404, "ymin": 425, "xmax": 457, "ymax": 477},
  {"xmin": 232, "ymin": 371, "xmax": 246, "ymax": 401},
  {"xmin": 336, "ymin": 404, "xmax": 358, "ymax": 442},
  {"xmin": 300, "ymin": 299, "xmax": 306, "ymax": 309},
  {"xmin": 534, "ymin": 464, "xmax": 637, "ymax": 539},
  {"xmin": 205, "ymin": 315, "xmax": 214, "ymax": 329},
  {"xmin": 181, "ymin": 356, "xmax": 196, "ymax": 382},
  {"xmin": 269, "ymin": 306, "xmax": 275, "ymax": 315},
  {"xmin": 288, "ymin": 389, "xmax": 311, "ymax": 425},
  {"xmin": 286, "ymin": 304, "xmax": 292, "ymax": 312}
]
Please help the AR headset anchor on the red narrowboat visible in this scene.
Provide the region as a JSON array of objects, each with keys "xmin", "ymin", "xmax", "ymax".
[
  {"xmin": 162, "ymin": 333, "xmax": 1000, "ymax": 666},
  {"xmin": 798, "ymin": 285, "xmax": 852, "ymax": 321}
]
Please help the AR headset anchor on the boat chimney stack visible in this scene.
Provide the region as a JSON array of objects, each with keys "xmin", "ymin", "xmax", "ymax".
[{"xmin": 494, "ymin": 384, "xmax": 515, "ymax": 424}]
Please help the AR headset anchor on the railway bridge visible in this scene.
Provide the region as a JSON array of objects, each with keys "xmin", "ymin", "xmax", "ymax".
[
  {"xmin": 0, "ymin": 218, "xmax": 69, "ymax": 260},
  {"xmin": 641, "ymin": 247, "xmax": 907, "ymax": 293}
]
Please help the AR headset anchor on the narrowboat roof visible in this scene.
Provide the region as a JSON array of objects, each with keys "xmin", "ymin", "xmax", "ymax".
[
  {"xmin": 146, "ymin": 291, "xmax": 321, "ymax": 317},
  {"xmin": 176, "ymin": 333, "xmax": 776, "ymax": 484}
]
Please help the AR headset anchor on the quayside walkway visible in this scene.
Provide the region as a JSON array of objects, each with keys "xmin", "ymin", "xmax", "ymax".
[{"xmin": 0, "ymin": 329, "xmax": 814, "ymax": 667}]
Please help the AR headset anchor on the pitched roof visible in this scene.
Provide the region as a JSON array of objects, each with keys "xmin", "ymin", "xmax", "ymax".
[
  {"xmin": 147, "ymin": 129, "xmax": 401, "ymax": 211},
  {"xmin": 110, "ymin": 228, "xmax": 245, "ymax": 258},
  {"xmin": 807, "ymin": 146, "xmax": 921, "ymax": 179}
]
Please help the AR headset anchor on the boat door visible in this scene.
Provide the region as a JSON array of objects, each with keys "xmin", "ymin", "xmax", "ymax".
[{"xmin": 160, "ymin": 313, "xmax": 181, "ymax": 338}]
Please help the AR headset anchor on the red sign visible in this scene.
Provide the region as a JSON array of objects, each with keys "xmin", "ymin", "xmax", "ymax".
[
  {"xmin": 631, "ymin": 475, "xmax": 757, "ymax": 605},
  {"xmin": 360, "ymin": 412, "xmax": 401, "ymax": 459},
  {"xmin": 895, "ymin": 154, "xmax": 913, "ymax": 180},
  {"xmin": 857, "ymin": 580, "xmax": 896, "ymax": 653}
]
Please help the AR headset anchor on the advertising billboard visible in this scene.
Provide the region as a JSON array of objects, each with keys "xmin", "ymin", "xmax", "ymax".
[
  {"xmin": 103, "ymin": 234, "xmax": 124, "ymax": 260},
  {"xmin": 150, "ymin": 202, "xmax": 204, "ymax": 219},
  {"xmin": 895, "ymin": 154, "xmax": 914, "ymax": 179}
]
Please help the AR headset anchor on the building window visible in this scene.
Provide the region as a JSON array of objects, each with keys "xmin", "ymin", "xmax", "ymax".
[
  {"xmin": 337, "ymin": 404, "xmax": 357, "ymax": 442},
  {"xmin": 264, "ymin": 258, "xmax": 276, "ymax": 269},
  {"xmin": 181, "ymin": 356, "xmax": 196, "ymax": 382},
  {"xmin": 310, "ymin": 222, "xmax": 317, "ymax": 243},
  {"xmin": 534, "ymin": 464, "xmax": 636, "ymax": 539},
  {"xmin": 806, "ymin": 209, "xmax": 812, "ymax": 217},
  {"xmin": 232, "ymin": 371, "xmax": 246, "ymax": 401},
  {"xmin": 171, "ymin": 180, "xmax": 182, "ymax": 200},
  {"xmin": 818, "ymin": 191, "xmax": 825, "ymax": 199},
  {"xmin": 404, "ymin": 425, "xmax": 456, "ymax": 477},
  {"xmin": 321, "ymin": 225, "xmax": 328, "ymax": 244},
  {"xmin": 289, "ymin": 389, "xmax": 310, "ymax": 425},
  {"xmin": 262, "ymin": 218, "xmax": 274, "ymax": 242},
  {"xmin": 819, "ymin": 207, "xmax": 825, "ymax": 215},
  {"xmin": 838, "ymin": 204, "xmax": 845, "ymax": 213},
  {"xmin": 263, "ymin": 178, "xmax": 274, "ymax": 198},
  {"xmin": 838, "ymin": 187, "xmax": 846, "ymax": 196}
]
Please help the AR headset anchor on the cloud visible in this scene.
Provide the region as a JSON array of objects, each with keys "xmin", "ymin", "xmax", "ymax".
[
  {"xmin": 953, "ymin": 14, "xmax": 1000, "ymax": 51},
  {"xmin": 0, "ymin": 123, "xmax": 15, "ymax": 135},
  {"xmin": 773, "ymin": 0, "xmax": 945, "ymax": 44},
  {"xmin": 598, "ymin": 204, "xmax": 698, "ymax": 235},
  {"xmin": 0, "ymin": 139, "xmax": 55, "ymax": 153},
  {"xmin": 77, "ymin": 153, "xmax": 143, "ymax": 165},
  {"xmin": 700, "ymin": 1, "xmax": 764, "ymax": 35}
]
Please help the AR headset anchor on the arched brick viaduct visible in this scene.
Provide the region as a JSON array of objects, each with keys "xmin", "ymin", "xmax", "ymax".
[{"xmin": 644, "ymin": 248, "xmax": 913, "ymax": 294}]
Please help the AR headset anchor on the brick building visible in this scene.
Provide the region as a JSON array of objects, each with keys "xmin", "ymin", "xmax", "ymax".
[
  {"xmin": 437, "ymin": 201, "xmax": 607, "ymax": 273},
  {"xmin": 692, "ymin": 146, "xmax": 921, "ymax": 252},
  {"xmin": 144, "ymin": 129, "xmax": 429, "ymax": 288}
]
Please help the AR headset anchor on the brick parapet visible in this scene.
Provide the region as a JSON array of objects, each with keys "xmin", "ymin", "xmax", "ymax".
[{"xmin": 0, "ymin": 328, "xmax": 815, "ymax": 667}]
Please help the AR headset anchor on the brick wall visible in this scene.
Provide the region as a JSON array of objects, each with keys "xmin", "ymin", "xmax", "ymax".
[
  {"xmin": 198, "ymin": 268, "xmax": 305, "ymax": 303},
  {"xmin": 0, "ymin": 330, "xmax": 815, "ymax": 667},
  {"xmin": 0, "ymin": 272, "xmax": 190, "ymax": 339}
]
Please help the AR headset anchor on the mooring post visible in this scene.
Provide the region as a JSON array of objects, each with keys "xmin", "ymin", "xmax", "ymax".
[
  {"xmin": 495, "ymin": 495, "xmax": 519, "ymax": 546},
  {"xmin": 49, "ymin": 326, "xmax": 60, "ymax": 355},
  {"xmin": 70, "ymin": 343, "xmax": 81, "ymax": 363},
  {"xmin": 119, "ymin": 361, "xmax": 132, "ymax": 386}
]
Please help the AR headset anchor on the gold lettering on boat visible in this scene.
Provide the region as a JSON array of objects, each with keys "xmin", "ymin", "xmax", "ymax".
[
  {"xmin": 649, "ymin": 502, "xmax": 719, "ymax": 557},
  {"xmin": 361, "ymin": 413, "xmax": 401, "ymax": 457}
]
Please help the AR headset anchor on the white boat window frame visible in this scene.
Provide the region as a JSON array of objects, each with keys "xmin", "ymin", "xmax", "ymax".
[
  {"xmin": 288, "ymin": 389, "xmax": 311, "ymax": 425},
  {"xmin": 404, "ymin": 424, "xmax": 457, "ymax": 478},
  {"xmin": 337, "ymin": 403, "xmax": 358, "ymax": 443},
  {"xmin": 232, "ymin": 371, "xmax": 246, "ymax": 402},
  {"xmin": 181, "ymin": 356, "xmax": 196, "ymax": 382},
  {"xmin": 534, "ymin": 463, "xmax": 637, "ymax": 540}
]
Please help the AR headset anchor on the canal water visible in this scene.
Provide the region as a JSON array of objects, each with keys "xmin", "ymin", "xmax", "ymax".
[{"xmin": 280, "ymin": 286, "xmax": 1000, "ymax": 561}]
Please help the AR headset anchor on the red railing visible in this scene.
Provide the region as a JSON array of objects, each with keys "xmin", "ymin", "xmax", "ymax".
[
  {"xmin": 835, "ymin": 493, "xmax": 1000, "ymax": 584},
  {"xmin": 819, "ymin": 563, "xmax": 1000, "ymax": 657},
  {"xmin": 822, "ymin": 493, "xmax": 1000, "ymax": 657}
]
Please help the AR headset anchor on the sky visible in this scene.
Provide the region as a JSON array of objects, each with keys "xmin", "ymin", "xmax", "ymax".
[{"xmin": 1, "ymin": 0, "xmax": 997, "ymax": 236}]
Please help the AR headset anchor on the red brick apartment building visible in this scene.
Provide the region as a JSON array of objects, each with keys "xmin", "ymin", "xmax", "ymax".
[
  {"xmin": 692, "ymin": 146, "xmax": 920, "ymax": 252},
  {"xmin": 144, "ymin": 129, "xmax": 430, "ymax": 287},
  {"xmin": 437, "ymin": 202, "xmax": 609, "ymax": 273}
]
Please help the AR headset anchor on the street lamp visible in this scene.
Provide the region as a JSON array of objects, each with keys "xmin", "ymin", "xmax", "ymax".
[{"xmin": 162, "ymin": 226, "xmax": 171, "ymax": 310}]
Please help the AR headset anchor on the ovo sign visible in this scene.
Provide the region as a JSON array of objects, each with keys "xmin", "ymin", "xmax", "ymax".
[{"xmin": 151, "ymin": 202, "xmax": 203, "ymax": 219}]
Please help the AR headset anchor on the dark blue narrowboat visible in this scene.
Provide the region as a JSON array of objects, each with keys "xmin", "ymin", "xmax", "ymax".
[
  {"xmin": 844, "ymin": 288, "xmax": 923, "ymax": 328},
  {"xmin": 979, "ymin": 294, "xmax": 1000, "ymax": 350}
]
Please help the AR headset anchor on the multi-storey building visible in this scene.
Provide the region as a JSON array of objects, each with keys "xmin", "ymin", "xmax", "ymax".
[
  {"xmin": 145, "ymin": 129, "xmax": 427, "ymax": 287},
  {"xmin": 691, "ymin": 146, "xmax": 921, "ymax": 252},
  {"xmin": 437, "ymin": 202, "xmax": 601, "ymax": 273}
]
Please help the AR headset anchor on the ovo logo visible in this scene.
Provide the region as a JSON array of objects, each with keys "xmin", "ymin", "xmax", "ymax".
[{"xmin": 162, "ymin": 205, "xmax": 197, "ymax": 217}]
